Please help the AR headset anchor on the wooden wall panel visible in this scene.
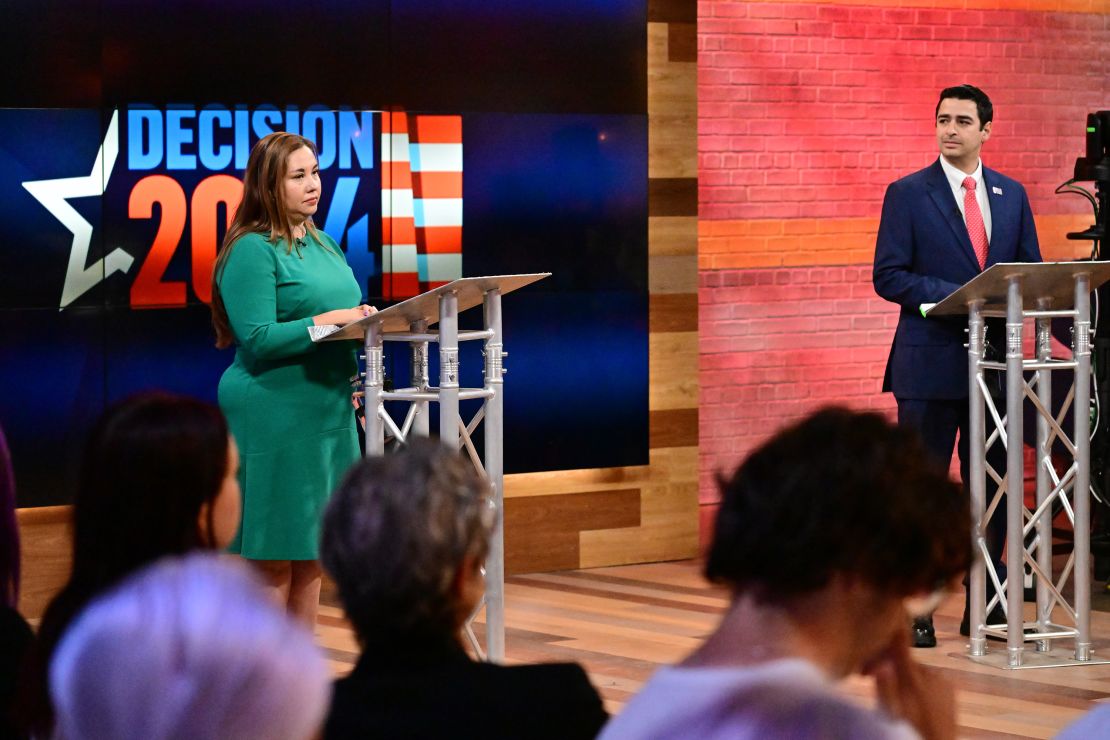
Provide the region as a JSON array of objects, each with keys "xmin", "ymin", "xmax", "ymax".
[
  {"xmin": 504, "ymin": 490, "xmax": 641, "ymax": 574},
  {"xmin": 648, "ymin": 255, "xmax": 698, "ymax": 294},
  {"xmin": 579, "ymin": 480, "xmax": 699, "ymax": 568},
  {"xmin": 16, "ymin": 506, "xmax": 70, "ymax": 619},
  {"xmin": 502, "ymin": 7, "xmax": 699, "ymax": 573},
  {"xmin": 667, "ymin": 23, "xmax": 697, "ymax": 63},
  {"xmin": 506, "ymin": 445, "xmax": 698, "ymax": 573},
  {"xmin": 650, "ymin": 294, "xmax": 697, "ymax": 333},
  {"xmin": 648, "ymin": 332, "xmax": 698, "ymax": 410},
  {"xmin": 649, "ymin": 216, "xmax": 696, "ymax": 257},
  {"xmin": 649, "ymin": 178, "xmax": 697, "ymax": 215},
  {"xmin": 648, "ymin": 22, "xmax": 697, "ymax": 180},
  {"xmin": 649, "ymin": 408, "xmax": 698, "ymax": 449}
]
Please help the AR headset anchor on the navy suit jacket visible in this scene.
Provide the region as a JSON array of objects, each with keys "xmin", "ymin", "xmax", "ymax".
[{"xmin": 873, "ymin": 159, "xmax": 1041, "ymax": 400}]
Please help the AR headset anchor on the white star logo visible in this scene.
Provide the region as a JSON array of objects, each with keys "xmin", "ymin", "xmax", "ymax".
[{"xmin": 22, "ymin": 109, "xmax": 134, "ymax": 309}]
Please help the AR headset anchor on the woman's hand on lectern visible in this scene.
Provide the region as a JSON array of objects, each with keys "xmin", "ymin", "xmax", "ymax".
[{"xmin": 313, "ymin": 305, "xmax": 377, "ymax": 326}]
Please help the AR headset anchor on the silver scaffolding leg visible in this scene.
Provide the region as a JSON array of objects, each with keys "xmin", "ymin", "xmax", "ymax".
[
  {"xmin": 363, "ymin": 321, "xmax": 385, "ymax": 456},
  {"xmin": 439, "ymin": 291, "xmax": 460, "ymax": 451},
  {"xmin": 1034, "ymin": 298, "xmax": 1053, "ymax": 652},
  {"xmin": 1074, "ymin": 274, "xmax": 1093, "ymax": 661},
  {"xmin": 411, "ymin": 319, "xmax": 430, "ymax": 438},
  {"xmin": 968, "ymin": 300, "xmax": 988, "ymax": 657},
  {"xmin": 483, "ymin": 289, "xmax": 505, "ymax": 661},
  {"xmin": 1005, "ymin": 275, "xmax": 1025, "ymax": 667}
]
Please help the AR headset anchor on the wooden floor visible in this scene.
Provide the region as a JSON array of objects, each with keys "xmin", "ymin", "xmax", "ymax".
[{"xmin": 318, "ymin": 559, "xmax": 1110, "ymax": 739}]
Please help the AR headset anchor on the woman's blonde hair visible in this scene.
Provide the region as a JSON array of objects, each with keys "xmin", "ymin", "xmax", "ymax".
[{"xmin": 210, "ymin": 132, "xmax": 320, "ymax": 349}]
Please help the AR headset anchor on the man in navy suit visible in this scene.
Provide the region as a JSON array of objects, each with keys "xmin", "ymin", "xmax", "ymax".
[{"xmin": 873, "ymin": 84, "xmax": 1042, "ymax": 647}]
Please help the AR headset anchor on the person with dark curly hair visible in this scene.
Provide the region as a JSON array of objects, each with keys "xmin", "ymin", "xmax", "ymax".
[
  {"xmin": 600, "ymin": 407, "xmax": 970, "ymax": 740},
  {"xmin": 320, "ymin": 439, "xmax": 608, "ymax": 739}
]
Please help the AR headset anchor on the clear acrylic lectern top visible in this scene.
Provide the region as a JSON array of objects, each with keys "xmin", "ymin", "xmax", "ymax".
[
  {"xmin": 927, "ymin": 261, "xmax": 1110, "ymax": 316},
  {"xmin": 309, "ymin": 273, "xmax": 550, "ymax": 342}
]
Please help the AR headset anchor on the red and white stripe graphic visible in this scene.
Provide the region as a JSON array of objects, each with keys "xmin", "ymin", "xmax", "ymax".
[
  {"xmin": 410, "ymin": 115, "xmax": 463, "ymax": 292},
  {"xmin": 380, "ymin": 111, "xmax": 419, "ymax": 299},
  {"xmin": 381, "ymin": 111, "xmax": 463, "ymax": 299}
]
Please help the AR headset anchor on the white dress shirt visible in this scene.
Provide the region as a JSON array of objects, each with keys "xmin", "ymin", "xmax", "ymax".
[{"xmin": 939, "ymin": 156, "xmax": 993, "ymax": 243}]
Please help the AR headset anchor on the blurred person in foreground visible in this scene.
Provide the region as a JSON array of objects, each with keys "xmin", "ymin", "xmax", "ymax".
[
  {"xmin": 1056, "ymin": 702, "xmax": 1110, "ymax": 739},
  {"xmin": 321, "ymin": 439, "xmax": 608, "ymax": 739},
  {"xmin": 19, "ymin": 392, "xmax": 241, "ymax": 735},
  {"xmin": 50, "ymin": 553, "xmax": 329, "ymax": 740},
  {"xmin": 0, "ymin": 424, "xmax": 33, "ymax": 738},
  {"xmin": 600, "ymin": 407, "xmax": 971, "ymax": 740}
]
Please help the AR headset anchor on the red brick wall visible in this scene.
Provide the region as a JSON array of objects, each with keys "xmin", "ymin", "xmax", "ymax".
[
  {"xmin": 700, "ymin": 2, "xmax": 1110, "ymax": 221},
  {"xmin": 697, "ymin": 0, "xmax": 1110, "ymax": 541},
  {"xmin": 699, "ymin": 264, "xmax": 896, "ymax": 495}
]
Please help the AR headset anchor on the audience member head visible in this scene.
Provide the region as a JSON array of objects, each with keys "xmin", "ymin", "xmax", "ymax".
[
  {"xmin": 22, "ymin": 392, "xmax": 240, "ymax": 735},
  {"xmin": 50, "ymin": 553, "xmax": 330, "ymax": 740},
  {"xmin": 0, "ymin": 425, "xmax": 19, "ymax": 610},
  {"xmin": 321, "ymin": 439, "xmax": 494, "ymax": 646},
  {"xmin": 707, "ymin": 406, "xmax": 970, "ymax": 609},
  {"xmin": 71, "ymin": 391, "xmax": 239, "ymax": 588}
]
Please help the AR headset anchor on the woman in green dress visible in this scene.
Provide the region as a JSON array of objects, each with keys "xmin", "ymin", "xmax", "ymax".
[{"xmin": 211, "ymin": 132, "xmax": 373, "ymax": 626}]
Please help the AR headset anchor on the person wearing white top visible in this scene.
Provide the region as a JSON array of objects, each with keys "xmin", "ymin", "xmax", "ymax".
[{"xmin": 600, "ymin": 408, "xmax": 970, "ymax": 740}]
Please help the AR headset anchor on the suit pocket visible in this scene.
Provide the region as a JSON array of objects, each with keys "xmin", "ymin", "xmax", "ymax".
[{"xmin": 897, "ymin": 316, "xmax": 963, "ymax": 346}]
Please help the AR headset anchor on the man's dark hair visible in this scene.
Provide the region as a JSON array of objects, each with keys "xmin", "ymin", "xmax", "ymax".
[
  {"xmin": 936, "ymin": 84, "xmax": 993, "ymax": 128},
  {"xmin": 705, "ymin": 407, "xmax": 971, "ymax": 602}
]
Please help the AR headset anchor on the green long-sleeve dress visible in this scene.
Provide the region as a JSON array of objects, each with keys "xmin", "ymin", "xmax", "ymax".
[{"xmin": 216, "ymin": 229, "xmax": 362, "ymax": 560}]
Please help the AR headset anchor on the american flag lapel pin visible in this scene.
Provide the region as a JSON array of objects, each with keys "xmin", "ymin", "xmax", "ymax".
[{"xmin": 992, "ymin": 186, "xmax": 1003, "ymax": 195}]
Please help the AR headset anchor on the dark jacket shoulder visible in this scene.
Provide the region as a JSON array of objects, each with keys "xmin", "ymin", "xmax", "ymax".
[
  {"xmin": 982, "ymin": 165, "xmax": 1025, "ymax": 193},
  {"xmin": 326, "ymin": 655, "xmax": 608, "ymax": 740},
  {"xmin": 885, "ymin": 160, "xmax": 941, "ymax": 194},
  {"xmin": 1, "ymin": 605, "xmax": 34, "ymax": 739}
]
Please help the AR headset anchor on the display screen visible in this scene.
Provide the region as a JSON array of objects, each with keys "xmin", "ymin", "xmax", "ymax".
[{"xmin": 0, "ymin": 1, "xmax": 647, "ymax": 506}]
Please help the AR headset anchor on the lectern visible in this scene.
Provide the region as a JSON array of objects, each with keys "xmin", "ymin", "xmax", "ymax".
[
  {"xmin": 310, "ymin": 273, "xmax": 550, "ymax": 663},
  {"xmin": 930, "ymin": 261, "xmax": 1110, "ymax": 668}
]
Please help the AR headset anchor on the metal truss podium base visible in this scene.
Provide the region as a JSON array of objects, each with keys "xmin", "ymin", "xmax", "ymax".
[
  {"xmin": 929, "ymin": 261, "xmax": 1110, "ymax": 668},
  {"xmin": 965, "ymin": 648, "xmax": 1110, "ymax": 670},
  {"xmin": 310, "ymin": 273, "xmax": 550, "ymax": 665}
]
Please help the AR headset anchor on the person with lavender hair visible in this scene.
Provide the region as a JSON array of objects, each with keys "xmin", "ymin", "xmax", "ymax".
[
  {"xmin": 0, "ymin": 424, "xmax": 33, "ymax": 739},
  {"xmin": 49, "ymin": 553, "xmax": 331, "ymax": 740}
]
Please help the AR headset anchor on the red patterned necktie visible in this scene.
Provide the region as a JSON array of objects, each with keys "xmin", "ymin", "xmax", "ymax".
[{"xmin": 963, "ymin": 176, "xmax": 989, "ymax": 270}]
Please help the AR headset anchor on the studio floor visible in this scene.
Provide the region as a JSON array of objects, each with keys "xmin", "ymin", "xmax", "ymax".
[{"xmin": 319, "ymin": 559, "xmax": 1110, "ymax": 739}]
